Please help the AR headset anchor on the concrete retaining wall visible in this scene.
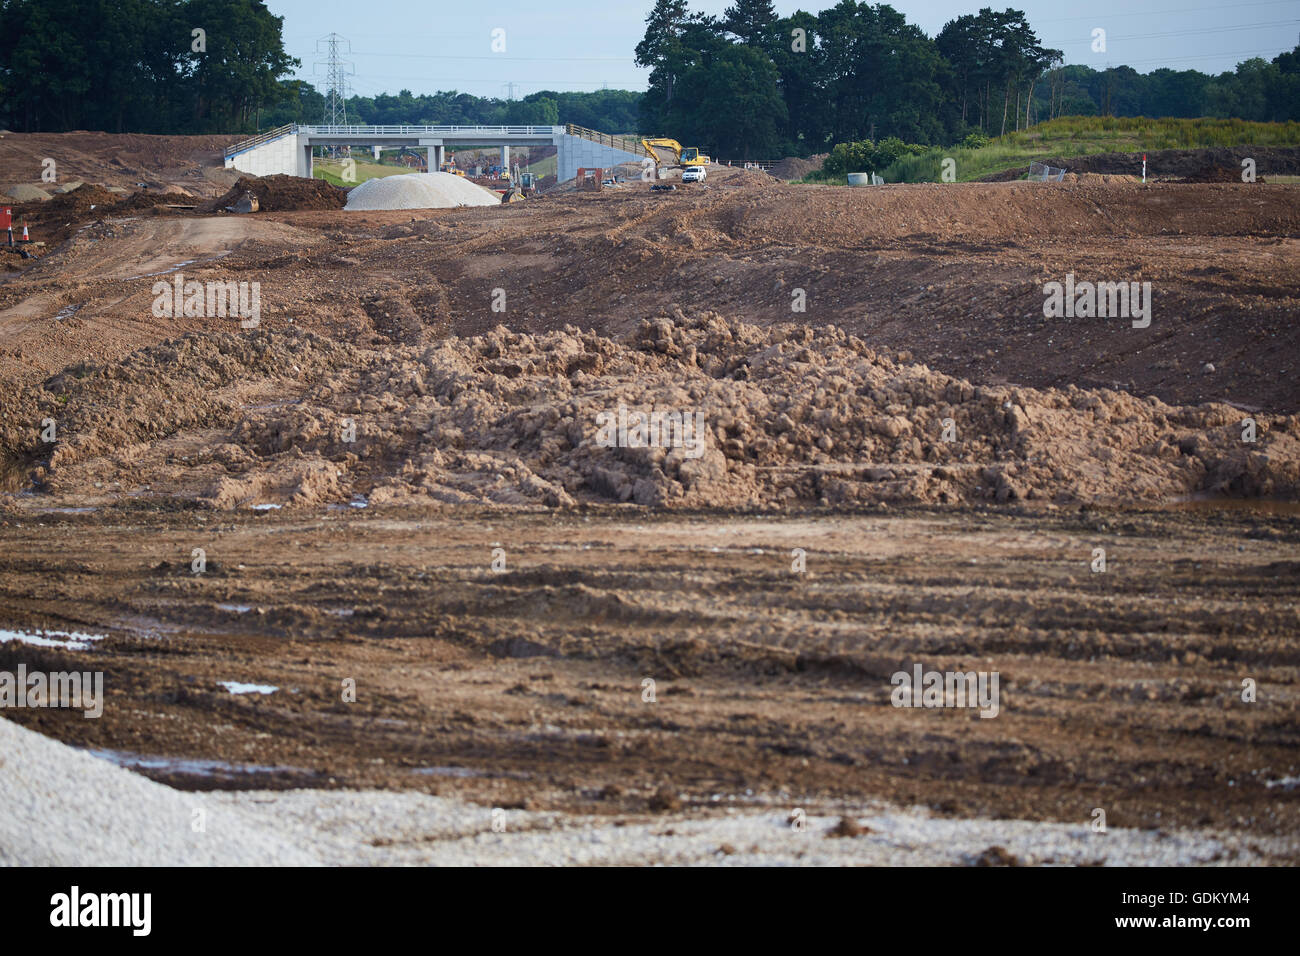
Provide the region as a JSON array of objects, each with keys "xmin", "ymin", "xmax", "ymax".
[
  {"xmin": 555, "ymin": 134, "xmax": 647, "ymax": 183},
  {"xmin": 225, "ymin": 132, "xmax": 308, "ymax": 178}
]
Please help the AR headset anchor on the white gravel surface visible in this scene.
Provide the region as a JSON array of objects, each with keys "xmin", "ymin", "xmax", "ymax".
[
  {"xmin": 2, "ymin": 718, "xmax": 1289, "ymax": 866},
  {"xmin": 0, "ymin": 717, "xmax": 319, "ymax": 866},
  {"xmin": 344, "ymin": 172, "xmax": 500, "ymax": 210}
]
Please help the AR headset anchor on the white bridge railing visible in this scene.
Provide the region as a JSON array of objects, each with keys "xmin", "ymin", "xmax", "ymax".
[
  {"xmin": 225, "ymin": 124, "xmax": 564, "ymax": 158},
  {"xmin": 298, "ymin": 125, "xmax": 562, "ymax": 137}
]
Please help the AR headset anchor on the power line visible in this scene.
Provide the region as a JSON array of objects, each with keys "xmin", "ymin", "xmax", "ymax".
[
  {"xmin": 1044, "ymin": 18, "xmax": 1300, "ymax": 45},
  {"xmin": 314, "ymin": 33, "xmax": 355, "ymax": 126},
  {"xmin": 348, "ymin": 51, "xmax": 635, "ymax": 62},
  {"xmin": 1030, "ymin": 0, "xmax": 1300, "ymax": 24}
]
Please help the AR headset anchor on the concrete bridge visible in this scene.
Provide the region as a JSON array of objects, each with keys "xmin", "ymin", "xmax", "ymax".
[{"xmin": 224, "ymin": 124, "xmax": 648, "ymax": 183}]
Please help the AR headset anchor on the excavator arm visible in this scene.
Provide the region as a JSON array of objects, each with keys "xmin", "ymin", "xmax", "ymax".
[
  {"xmin": 641, "ymin": 137, "xmax": 711, "ymax": 170},
  {"xmin": 641, "ymin": 138, "xmax": 683, "ymax": 167}
]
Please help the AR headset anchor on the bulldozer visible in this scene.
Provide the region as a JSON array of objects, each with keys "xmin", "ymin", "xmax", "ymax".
[{"xmin": 640, "ymin": 138, "xmax": 711, "ymax": 174}]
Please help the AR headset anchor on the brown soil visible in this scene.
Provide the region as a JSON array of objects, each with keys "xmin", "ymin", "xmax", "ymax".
[
  {"xmin": 203, "ymin": 175, "xmax": 348, "ymax": 214},
  {"xmin": 0, "ymin": 130, "xmax": 231, "ymax": 194},
  {"xmin": 1, "ymin": 141, "xmax": 1299, "ymax": 855},
  {"xmin": 3, "ymin": 318, "xmax": 1295, "ymax": 512},
  {"xmin": 769, "ymin": 153, "xmax": 828, "ymax": 180},
  {"xmin": 0, "ymin": 506, "xmax": 1296, "ymax": 849},
  {"xmin": 983, "ymin": 145, "xmax": 1300, "ymax": 182}
]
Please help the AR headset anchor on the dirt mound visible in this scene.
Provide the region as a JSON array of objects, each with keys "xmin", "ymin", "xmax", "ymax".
[
  {"xmin": 769, "ymin": 153, "xmax": 828, "ymax": 180},
  {"xmin": 1178, "ymin": 162, "xmax": 1246, "ymax": 183},
  {"xmin": 40, "ymin": 183, "xmax": 121, "ymax": 215},
  {"xmin": 203, "ymin": 175, "xmax": 347, "ymax": 213},
  {"xmin": 7, "ymin": 313, "xmax": 1297, "ymax": 511},
  {"xmin": 982, "ymin": 145, "xmax": 1300, "ymax": 182},
  {"xmin": 1063, "ymin": 172, "xmax": 1141, "ymax": 184}
]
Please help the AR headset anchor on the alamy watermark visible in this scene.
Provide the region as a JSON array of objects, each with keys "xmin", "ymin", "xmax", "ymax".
[
  {"xmin": 1043, "ymin": 273, "xmax": 1151, "ymax": 328},
  {"xmin": 891, "ymin": 664, "xmax": 1000, "ymax": 718},
  {"xmin": 1, "ymin": 665, "xmax": 103, "ymax": 718},
  {"xmin": 152, "ymin": 273, "xmax": 260, "ymax": 328},
  {"xmin": 50, "ymin": 886, "xmax": 150, "ymax": 935},
  {"xmin": 594, "ymin": 404, "xmax": 707, "ymax": 459}
]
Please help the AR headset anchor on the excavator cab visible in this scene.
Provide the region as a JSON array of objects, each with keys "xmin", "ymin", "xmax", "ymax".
[{"xmin": 680, "ymin": 148, "xmax": 700, "ymax": 163}]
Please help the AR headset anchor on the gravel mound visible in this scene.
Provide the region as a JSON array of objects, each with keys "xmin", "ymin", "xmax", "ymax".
[
  {"xmin": 0, "ymin": 717, "xmax": 319, "ymax": 866},
  {"xmin": 2, "ymin": 718, "xmax": 1282, "ymax": 865},
  {"xmin": 6, "ymin": 184, "xmax": 50, "ymax": 202},
  {"xmin": 345, "ymin": 172, "xmax": 501, "ymax": 210}
]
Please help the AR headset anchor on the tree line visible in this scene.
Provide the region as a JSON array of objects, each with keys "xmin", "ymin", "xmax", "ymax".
[
  {"xmin": 636, "ymin": 0, "xmax": 1300, "ymax": 159},
  {"xmin": 0, "ymin": 0, "xmax": 296, "ymax": 133}
]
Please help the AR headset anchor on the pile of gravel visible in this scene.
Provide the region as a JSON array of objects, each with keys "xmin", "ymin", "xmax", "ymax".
[
  {"xmin": 5, "ymin": 716, "xmax": 1288, "ymax": 865},
  {"xmin": 6, "ymin": 184, "xmax": 51, "ymax": 202},
  {"xmin": 0, "ymin": 717, "xmax": 319, "ymax": 866},
  {"xmin": 344, "ymin": 172, "xmax": 500, "ymax": 211}
]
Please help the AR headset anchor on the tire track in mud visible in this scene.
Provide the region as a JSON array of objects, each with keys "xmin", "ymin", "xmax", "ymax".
[{"xmin": 0, "ymin": 508, "xmax": 1296, "ymax": 849}]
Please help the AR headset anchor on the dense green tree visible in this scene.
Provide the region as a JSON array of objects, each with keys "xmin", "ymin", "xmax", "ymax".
[
  {"xmin": 723, "ymin": 0, "xmax": 781, "ymax": 53},
  {"xmin": 773, "ymin": 9, "xmax": 831, "ymax": 150},
  {"xmin": 669, "ymin": 42, "xmax": 787, "ymax": 158},
  {"xmin": 634, "ymin": 0, "xmax": 693, "ymax": 131},
  {"xmin": 818, "ymin": 2, "xmax": 946, "ymax": 144},
  {"xmin": 0, "ymin": 0, "xmax": 297, "ymax": 133}
]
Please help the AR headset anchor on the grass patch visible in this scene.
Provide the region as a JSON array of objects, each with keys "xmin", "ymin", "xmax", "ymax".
[
  {"xmin": 312, "ymin": 158, "xmax": 410, "ymax": 187},
  {"xmin": 798, "ymin": 116, "xmax": 1300, "ymax": 185}
]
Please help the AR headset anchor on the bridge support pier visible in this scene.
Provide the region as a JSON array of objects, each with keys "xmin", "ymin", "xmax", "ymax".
[{"xmin": 500, "ymin": 145, "xmax": 509, "ymax": 172}]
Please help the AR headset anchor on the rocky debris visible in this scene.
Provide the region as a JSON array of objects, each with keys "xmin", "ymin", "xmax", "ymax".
[{"xmin": 3, "ymin": 311, "xmax": 1297, "ymax": 512}]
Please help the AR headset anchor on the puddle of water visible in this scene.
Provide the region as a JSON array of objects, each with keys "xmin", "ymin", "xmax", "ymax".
[
  {"xmin": 410, "ymin": 766, "xmax": 488, "ymax": 778},
  {"xmin": 326, "ymin": 608, "xmax": 354, "ymax": 618},
  {"xmin": 349, "ymin": 495, "xmax": 369, "ymax": 509},
  {"xmin": 251, "ymin": 503, "xmax": 282, "ymax": 511},
  {"xmin": 34, "ymin": 506, "xmax": 97, "ymax": 514},
  {"xmin": 216, "ymin": 603, "xmax": 252, "ymax": 614},
  {"xmin": 121, "ymin": 258, "xmax": 196, "ymax": 281},
  {"xmin": 218, "ymin": 681, "xmax": 278, "ymax": 695},
  {"xmin": 0, "ymin": 627, "xmax": 107, "ymax": 650},
  {"xmin": 409, "ymin": 765, "xmax": 530, "ymax": 780},
  {"xmin": 54, "ymin": 303, "xmax": 84, "ymax": 321},
  {"xmin": 86, "ymin": 747, "xmax": 304, "ymax": 778}
]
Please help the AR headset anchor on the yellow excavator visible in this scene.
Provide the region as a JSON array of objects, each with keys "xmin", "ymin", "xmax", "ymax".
[{"xmin": 641, "ymin": 138, "xmax": 711, "ymax": 172}]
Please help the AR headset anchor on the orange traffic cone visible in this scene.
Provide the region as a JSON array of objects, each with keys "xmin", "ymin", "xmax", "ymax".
[{"xmin": 21, "ymin": 224, "xmax": 28, "ymax": 242}]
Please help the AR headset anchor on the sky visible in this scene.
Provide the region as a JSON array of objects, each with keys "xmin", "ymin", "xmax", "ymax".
[{"xmin": 265, "ymin": 0, "xmax": 1300, "ymax": 100}]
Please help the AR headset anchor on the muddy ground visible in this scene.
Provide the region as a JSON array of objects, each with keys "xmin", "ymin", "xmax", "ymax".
[
  {"xmin": 0, "ymin": 136, "xmax": 1298, "ymax": 862},
  {"xmin": 1, "ymin": 506, "xmax": 1297, "ymax": 856}
]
